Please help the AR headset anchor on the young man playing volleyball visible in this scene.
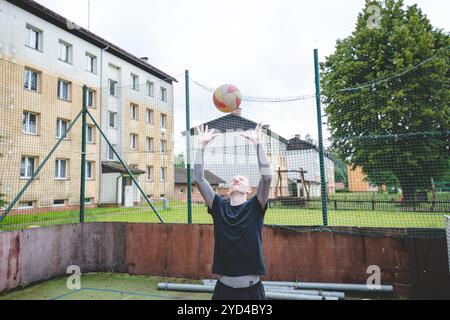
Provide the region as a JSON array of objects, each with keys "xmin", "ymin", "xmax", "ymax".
[{"xmin": 194, "ymin": 124, "xmax": 272, "ymax": 300}]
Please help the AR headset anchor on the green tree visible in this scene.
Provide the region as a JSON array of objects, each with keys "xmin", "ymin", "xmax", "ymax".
[
  {"xmin": 330, "ymin": 155, "xmax": 349, "ymax": 188},
  {"xmin": 365, "ymin": 169, "xmax": 399, "ymax": 192},
  {"xmin": 320, "ymin": 0, "xmax": 450, "ymax": 202},
  {"xmin": 174, "ymin": 153, "xmax": 186, "ymax": 168}
]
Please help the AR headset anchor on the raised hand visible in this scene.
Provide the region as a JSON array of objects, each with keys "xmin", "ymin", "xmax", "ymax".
[
  {"xmin": 240, "ymin": 123, "xmax": 263, "ymax": 145},
  {"xmin": 197, "ymin": 125, "xmax": 219, "ymax": 149}
]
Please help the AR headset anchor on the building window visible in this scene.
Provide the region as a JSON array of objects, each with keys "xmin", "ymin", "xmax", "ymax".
[
  {"xmin": 23, "ymin": 111, "xmax": 38, "ymax": 134},
  {"xmin": 109, "ymin": 79, "xmax": 117, "ymax": 96},
  {"xmin": 147, "ymin": 109, "xmax": 154, "ymax": 124},
  {"xmin": 26, "ymin": 25, "xmax": 42, "ymax": 51},
  {"xmin": 24, "ymin": 68, "xmax": 40, "ymax": 91},
  {"xmin": 131, "ymin": 74, "xmax": 139, "ymax": 91},
  {"xmin": 160, "ymin": 167, "xmax": 167, "ymax": 182},
  {"xmin": 130, "ymin": 103, "xmax": 138, "ymax": 120},
  {"xmin": 55, "ymin": 159, "xmax": 68, "ymax": 179},
  {"xmin": 108, "ymin": 144, "xmax": 117, "ymax": 160},
  {"xmin": 161, "ymin": 87, "xmax": 167, "ymax": 102},
  {"xmin": 53, "ymin": 199, "xmax": 66, "ymax": 207},
  {"xmin": 147, "ymin": 137, "xmax": 154, "ymax": 153},
  {"xmin": 58, "ymin": 40, "xmax": 72, "ymax": 64},
  {"xmin": 108, "ymin": 111, "xmax": 116, "ymax": 128},
  {"xmin": 87, "ymin": 125, "xmax": 94, "ymax": 143},
  {"xmin": 58, "ymin": 79, "xmax": 71, "ymax": 101},
  {"xmin": 160, "ymin": 114, "xmax": 167, "ymax": 129},
  {"xmin": 56, "ymin": 119, "xmax": 69, "ymax": 139},
  {"xmin": 147, "ymin": 166, "xmax": 154, "ymax": 182},
  {"xmin": 86, "ymin": 161, "xmax": 94, "ymax": 180},
  {"xmin": 160, "ymin": 139, "xmax": 167, "ymax": 154},
  {"xmin": 86, "ymin": 89, "xmax": 95, "ymax": 108},
  {"xmin": 19, "ymin": 201, "xmax": 35, "ymax": 210},
  {"xmin": 147, "ymin": 81, "xmax": 154, "ymax": 97},
  {"xmin": 85, "ymin": 53, "xmax": 97, "ymax": 73},
  {"xmin": 20, "ymin": 156, "xmax": 36, "ymax": 179},
  {"xmin": 130, "ymin": 134, "xmax": 138, "ymax": 150}
]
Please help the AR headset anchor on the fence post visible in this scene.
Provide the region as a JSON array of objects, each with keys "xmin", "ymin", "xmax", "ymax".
[
  {"xmin": 314, "ymin": 49, "xmax": 328, "ymax": 226},
  {"xmin": 80, "ymin": 85, "xmax": 88, "ymax": 223},
  {"xmin": 185, "ymin": 70, "xmax": 193, "ymax": 224}
]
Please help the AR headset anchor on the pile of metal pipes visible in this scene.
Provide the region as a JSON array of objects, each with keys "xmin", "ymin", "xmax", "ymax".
[
  {"xmin": 157, "ymin": 280, "xmax": 351, "ymax": 300},
  {"xmin": 204, "ymin": 279, "xmax": 393, "ymax": 294}
]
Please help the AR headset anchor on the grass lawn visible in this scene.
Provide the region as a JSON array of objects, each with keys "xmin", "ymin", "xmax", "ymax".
[
  {"xmin": 0, "ymin": 272, "xmax": 212, "ymax": 300},
  {"xmin": 1, "ymin": 201, "xmax": 447, "ymax": 231}
]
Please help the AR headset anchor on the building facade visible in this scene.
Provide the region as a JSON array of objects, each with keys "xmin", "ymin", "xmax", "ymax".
[{"xmin": 0, "ymin": 0, "xmax": 176, "ymax": 213}]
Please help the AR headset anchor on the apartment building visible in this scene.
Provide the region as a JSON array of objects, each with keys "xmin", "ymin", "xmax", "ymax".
[{"xmin": 0, "ymin": 0, "xmax": 176, "ymax": 212}]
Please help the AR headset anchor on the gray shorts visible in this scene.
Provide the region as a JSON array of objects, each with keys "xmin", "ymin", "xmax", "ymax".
[{"xmin": 212, "ymin": 280, "xmax": 266, "ymax": 300}]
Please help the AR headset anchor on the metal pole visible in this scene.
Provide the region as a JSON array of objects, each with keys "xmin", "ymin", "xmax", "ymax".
[
  {"xmin": 0, "ymin": 110, "xmax": 83, "ymax": 223},
  {"xmin": 314, "ymin": 48, "xmax": 328, "ymax": 226},
  {"xmin": 185, "ymin": 70, "xmax": 192, "ymax": 224},
  {"xmin": 85, "ymin": 109, "xmax": 164, "ymax": 223},
  {"xmin": 80, "ymin": 85, "xmax": 88, "ymax": 223},
  {"xmin": 203, "ymin": 279, "xmax": 393, "ymax": 293}
]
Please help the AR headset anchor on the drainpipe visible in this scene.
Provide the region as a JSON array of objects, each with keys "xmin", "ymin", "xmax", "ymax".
[
  {"xmin": 98, "ymin": 45, "xmax": 109, "ymax": 206},
  {"xmin": 116, "ymin": 175, "xmax": 121, "ymax": 205}
]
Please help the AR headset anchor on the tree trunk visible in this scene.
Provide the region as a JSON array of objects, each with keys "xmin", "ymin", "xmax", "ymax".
[{"xmin": 399, "ymin": 180, "xmax": 417, "ymax": 204}]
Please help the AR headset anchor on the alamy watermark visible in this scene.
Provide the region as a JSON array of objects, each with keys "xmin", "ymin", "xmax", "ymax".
[
  {"xmin": 366, "ymin": 265, "xmax": 381, "ymax": 290},
  {"xmin": 66, "ymin": 19, "xmax": 82, "ymax": 31},
  {"xmin": 66, "ymin": 265, "xmax": 82, "ymax": 290},
  {"xmin": 367, "ymin": 4, "xmax": 382, "ymax": 30}
]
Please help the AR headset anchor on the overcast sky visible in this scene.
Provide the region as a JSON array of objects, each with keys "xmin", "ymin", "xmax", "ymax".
[
  {"xmin": 35, "ymin": 0, "xmax": 448, "ymax": 96},
  {"xmin": 34, "ymin": 0, "xmax": 449, "ymax": 155}
]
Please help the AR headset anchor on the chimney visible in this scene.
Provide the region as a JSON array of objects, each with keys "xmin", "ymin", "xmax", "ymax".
[
  {"xmin": 295, "ymin": 134, "xmax": 301, "ymax": 140},
  {"xmin": 140, "ymin": 57, "xmax": 149, "ymax": 63},
  {"xmin": 231, "ymin": 108, "xmax": 242, "ymax": 116}
]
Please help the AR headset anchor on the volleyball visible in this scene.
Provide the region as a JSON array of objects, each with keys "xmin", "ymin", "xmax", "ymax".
[{"xmin": 213, "ymin": 84, "xmax": 242, "ymax": 113}]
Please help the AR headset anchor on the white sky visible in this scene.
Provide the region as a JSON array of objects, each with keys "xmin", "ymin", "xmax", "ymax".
[
  {"xmin": 35, "ymin": 0, "xmax": 449, "ymax": 96},
  {"xmin": 34, "ymin": 0, "xmax": 449, "ymax": 155}
]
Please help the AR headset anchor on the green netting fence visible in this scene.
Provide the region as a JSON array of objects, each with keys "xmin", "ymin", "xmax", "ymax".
[{"xmin": 0, "ymin": 48, "xmax": 448, "ymax": 237}]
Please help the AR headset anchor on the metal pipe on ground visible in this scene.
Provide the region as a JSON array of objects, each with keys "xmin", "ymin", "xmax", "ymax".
[
  {"xmin": 202, "ymin": 279, "xmax": 393, "ymax": 293},
  {"xmin": 261, "ymin": 287, "xmax": 344, "ymax": 299},
  {"xmin": 157, "ymin": 283, "xmax": 335, "ymax": 300},
  {"xmin": 201, "ymin": 282, "xmax": 345, "ymax": 299}
]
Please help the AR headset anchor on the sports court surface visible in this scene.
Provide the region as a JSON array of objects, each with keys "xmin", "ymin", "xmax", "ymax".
[{"xmin": 0, "ymin": 273, "xmax": 213, "ymax": 300}]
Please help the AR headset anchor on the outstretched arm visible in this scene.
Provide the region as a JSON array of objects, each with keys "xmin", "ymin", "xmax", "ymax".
[
  {"xmin": 255, "ymin": 142, "xmax": 272, "ymax": 209},
  {"xmin": 241, "ymin": 124, "xmax": 272, "ymax": 209},
  {"xmin": 193, "ymin": 125, "xmax": 219, "ymax": 210}
]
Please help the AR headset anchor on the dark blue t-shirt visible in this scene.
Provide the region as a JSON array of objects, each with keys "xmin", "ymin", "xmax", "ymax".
[{"xmin": 208, "ymin": 194, "xmax": 267, "ymax": 276}]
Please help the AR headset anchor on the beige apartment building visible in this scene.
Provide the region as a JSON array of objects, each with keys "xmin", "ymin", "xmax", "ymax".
[{"xmin": 0, "ymin": 0, "xmax": 176, "ymax": 214}]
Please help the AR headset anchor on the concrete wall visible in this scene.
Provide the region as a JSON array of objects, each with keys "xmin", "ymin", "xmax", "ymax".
[
  {"xmin": 0, "ymin": 223, "xmax": 127, "ymax": 292},
  {"xmin": 1, "ymin": 223, "xmax": 449, "ymax": 299}
]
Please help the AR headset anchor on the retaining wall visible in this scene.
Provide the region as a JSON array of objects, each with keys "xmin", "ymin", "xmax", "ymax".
[{"xmin": 0, "ymin": 223, "xmax": 449, "ymax": 299}]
